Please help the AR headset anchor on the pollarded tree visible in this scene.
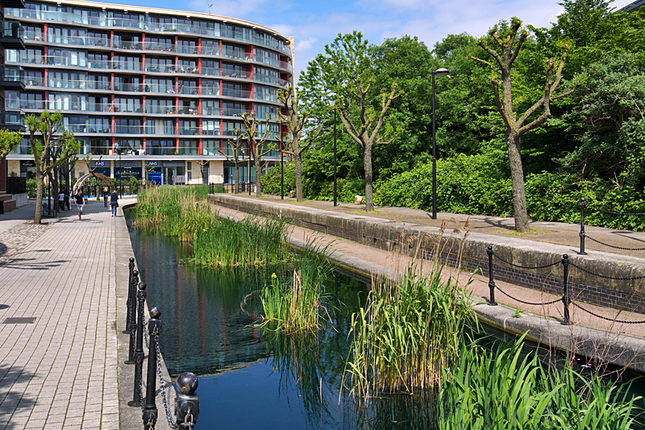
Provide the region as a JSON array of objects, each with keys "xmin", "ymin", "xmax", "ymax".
[
  {"xmin": 25, "ymin": 111, "xmax": 79, "ymax": 224},
  {"xmin": 303, "ymin": 31, "xmax": 402, "ymax": 211},
  {"xmin": 220, "ymin": 126, "xmax": 247, "ymax": 193},
  {"xmin": 472, "ymin": 18, "xmax": 574, "ymax": 232},
  {"xmin": 240, "ymin": 113, "xmax": 275, "ymax": 197},
  {"xmin": 279, "ymin": 87, "xmax": 323, "ymax": 202}
]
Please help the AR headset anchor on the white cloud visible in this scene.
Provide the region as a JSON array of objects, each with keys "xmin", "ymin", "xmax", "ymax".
[{"xmin": 295, "ymin": 37, "xmax": 318, "ymax": 51}]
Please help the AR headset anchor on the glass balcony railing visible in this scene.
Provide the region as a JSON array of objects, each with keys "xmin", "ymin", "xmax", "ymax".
[
  {"xmin": 222, "ymin": 89, "xmax": 252, "ymax": 99},
  {"xmin": 201, "ymin": 107, "xmax": 219, "ymax": 116},
  {"xmin": 6, "ymin": 100, "xmax": 46, "ymax": 110},
  {"xmin": 114, "ymin": 125, "xmax": 144, "ymax": 134},
  {"xmin": 47, "ymin": 78, "xmax": 111, "ymax": 90},
  {"xmin": 2, "ymin": 21, "xmax": 24, "ymax": 40},
  {"xmin": 176, "ymin": 45, "xmax": 199, "ymax": 55},
  {"xmin": 89, "ymin": 146, "xmax": 111, "ymax": 155},
  {"xmin": 178, "ymin": 86, "xmax": 199, "ymax": 95},
  {"xmin": 0, "ymin": 67, "xmax": 25, "ymax": 84},
  {"xmin": 222, "ymin": 108, "xmax": 250, "ymax": 117},
  {"xmin": 145, "ymin": 126, "xmax": 174, "ymax": 135},
  {"xmin": 141, "ymin": 41, "xmax": 175, "ymax": 52},
  {"xmin": 201, "ymin": 87, "xmax": 219, "ymax": 96},
  {"xmin": 114, "ymin": 83, "xmax": 142, "ymax": 92},
  {"xmin": 221, "ymin": 69, "xmax": 250, "ymax": 79},
  {"xmin": 144, "ymin": 84, "xmax": 175, "ymax": 94},
  {"xmin": 145, "ymin": 105, "xmax": 178, "ymax": 114},
  {"xmin": 112, "ymin": 60, "xmax": 141, "ymax": 71}
]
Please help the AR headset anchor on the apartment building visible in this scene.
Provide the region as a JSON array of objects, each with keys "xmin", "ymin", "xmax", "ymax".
[{"xmin": 3, "ymin": 0, "xmax": 292, "ymax": 186}]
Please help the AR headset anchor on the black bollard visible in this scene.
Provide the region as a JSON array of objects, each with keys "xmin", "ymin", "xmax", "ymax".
[
  {"xmin": 579, "ymin": 198, "xmax": 587, "ymax": 255},
  {"xmin": 124, "ymin": 258, "xmax": 135, "ymax": 333},
  {"xmin": 129, "ymin": 282, "xmax": 147, "ymax": 407},
  {"xmin": 487, "ymin": 246, "xmax": 497, "ymax": 306},
  {"xmin": 125, "ymin": 270, "xmax": 139, "ymax": 364},
  {"xmin": 175, "ymin": 372, "xmax": 200, "ymax": 430},
  {"xmin": 561, "ymin": 255, "xmax": 572, "ymax": 325},
  {"xmin": 143, "ymin": 307, "xmax": 161, "ymax": 430}
]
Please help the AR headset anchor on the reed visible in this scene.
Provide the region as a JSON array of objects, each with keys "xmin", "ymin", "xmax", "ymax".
[
  {"xmin": 259, "ymin": 246, "xmax": 333, "ymax": 332},
  {"xmin": 343, "ymin": 263, "xmax": 474, "ymax": 399},
  {"xmin": 438, "ymin": 336, "xmax": 643, "ymax": 429},
  {"xmin": 192, "ymin": 215, "xmax": 291, "ymax": 267}
]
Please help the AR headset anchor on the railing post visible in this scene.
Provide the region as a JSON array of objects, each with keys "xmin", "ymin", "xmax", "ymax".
[
  {"xmin": 579, "ymin": 198, "xmax": 587, "ymax": 255},
  {"xmin": 561, "ymin": 255, "xmax": 572, "ymax": 325},
  {"xmin": 125, "ymin": 258, "xmax": 135, "ymax": 332},
  {"xmin": 487, "ymin": 246, "xmax": 497, "ymax": 306},
  {"xmin": 125, "ymin": 270, "xmax": 139, "ymax": 364},
  {"xmin": 128, "ymin": 282, "xmax": 147, "ymax": 407},
  {"xmin": 143, "ymin": 307, "xmax": 161, "ymax": 430},
  {"xmin": 175, "ymin": 372, "xmax": 200, "ymax": 430}
]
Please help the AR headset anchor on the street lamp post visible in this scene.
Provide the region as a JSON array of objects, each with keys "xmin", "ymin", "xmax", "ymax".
[
  {"xmin": 333, "ymin": 109, "xmax": 337, "ymax": 207},
  {"xmin": 431, "ymin": 68, "xmax": 449, "ymax": 220}
]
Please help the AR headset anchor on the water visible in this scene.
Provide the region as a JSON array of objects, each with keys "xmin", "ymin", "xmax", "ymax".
[{"xmin": 126, "ymin": 210, "xmax": 645, "ymax": 429}]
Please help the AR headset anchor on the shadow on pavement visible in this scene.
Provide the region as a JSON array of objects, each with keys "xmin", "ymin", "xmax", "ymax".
[{"xmin": 0, "ymin": 364, "xmax": 37, "ymax": 430}]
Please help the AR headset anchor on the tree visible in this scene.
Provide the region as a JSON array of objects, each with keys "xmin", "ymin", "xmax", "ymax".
[
  {"xmin": 561, "ymin": 54, "xmax": 645, "ymax": 189},
  {"xmin": 279, "ymin": 87, "xmax": 323, "ymax": 202},
  {"xmin": 25, "ymin": 111, "xmax": 79, "ymax": 224},
  {"xmin": 220, "ymin": 126, "xmax": 247, "ymax": 193},
  {"xmin": 240, "ymin": 114, "xmax": 275, "ymax": 196},
  {"xmin": 472, "ymin": 18, "xmax": 574, "ymax": 232},
  {"xmin": 301, "ymin": 32, "xmax": 401, "ymax": 211},
  {"xmin": 0, "ymin": 129, "xmax": 22, "ymax": 160}
]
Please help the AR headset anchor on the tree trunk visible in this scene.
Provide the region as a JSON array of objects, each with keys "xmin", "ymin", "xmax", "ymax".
[
  {"xmin": 234, "ymin": 162, "xmax": 240, "ymax": 193},
  {"xmin": 254, "ymin": 158, "xmax": 262, "ymax": 196},
  {"xmin": 363, "ymin": 145, "xmax": 373, "ymax": 211},
  {"xmin": 507, "ymin": 133, "xmax": 530, "ymax": 232},
  {"xmin": 295, "ymin": 156, "xmax": 304, "ymax": 202},
  {"xmin": 34, "ymin": 177, "xmax": 44, "ymax": 224}
]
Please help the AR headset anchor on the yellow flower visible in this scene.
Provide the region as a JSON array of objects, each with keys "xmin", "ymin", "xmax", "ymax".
[{"xmin": 271, "ymin": 273, "xmax": 277, "ymax": 279}]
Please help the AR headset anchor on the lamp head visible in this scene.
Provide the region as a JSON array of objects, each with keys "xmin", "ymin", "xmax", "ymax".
[{"xmin": 433, "ymin": 68, "xmax": 450, "ymax": 77}]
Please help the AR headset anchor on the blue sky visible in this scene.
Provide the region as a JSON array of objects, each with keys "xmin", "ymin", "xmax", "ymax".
[{"xmin": 96, "ymin": 0, "xmax": 635, "ymax": 79}]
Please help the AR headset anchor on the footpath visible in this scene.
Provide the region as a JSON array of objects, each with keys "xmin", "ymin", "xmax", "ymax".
[
  {"xmin": 0, "ymin": 200, "xmax": 173, "ymax": 430},
  {"xmin": 0, "ymin": 195, "xmax": 644, "ymax": 429}
]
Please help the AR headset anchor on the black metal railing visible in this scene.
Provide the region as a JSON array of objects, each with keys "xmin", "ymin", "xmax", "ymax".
[
  {"xmin": 486, "ymin": 246, "xmax": 645, "ymax": 325},
  {"xmin": 579, "ymin": 198, "xmax": 645, "ymax": 254}
]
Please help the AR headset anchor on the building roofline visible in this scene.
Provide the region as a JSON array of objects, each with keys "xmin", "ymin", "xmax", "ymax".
[{"xmin": 34, "ymin": 0, "xmax": 291, "ymax": 44}]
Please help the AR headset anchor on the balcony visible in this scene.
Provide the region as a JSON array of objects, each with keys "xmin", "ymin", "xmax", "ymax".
[
  {"xmin": 0, "ymin": 67, "xmax": 26, "ymax": 91},
  {"xmin": 0, "ymin": 108, "xmax": 24, "ymax": 132},
  {"xmin": 0, "ymin": 22, "xmax": 26, "ymax": 50}
]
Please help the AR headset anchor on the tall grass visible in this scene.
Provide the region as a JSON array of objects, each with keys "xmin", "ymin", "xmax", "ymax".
[
  {"xmin": 259, "ymin": 246, "xmax": 333, "ymax": 333},
  {"xmin": 135, "ymin": 186, "xmax": 292, "ymax": 266},
  {"xmin": 135, "ymin": 186, "xmax": 211, "ymax": 240},
  {"xmin": 438, "ymin": 336, "xmax": 643, "ymax": 429},
  {"xmin": 343, "ymin": 264, "xmax": 474, "ymax": 399},
  {"xmin": 192, "ymin": 215, "xmax": 291, "ymax": 266}
]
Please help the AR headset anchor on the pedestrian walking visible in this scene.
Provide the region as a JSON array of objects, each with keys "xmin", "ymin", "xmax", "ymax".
[
  {"xmin": 110, "ymin": 189, "xmax": 119, "ymax": 217},
  {"xmin": 75, "ymin": 190, "xmax": 84, "ymax": 220},
  {"xmin": 58, "ymin": 190, "xmax": 65, "ymax": 211}
]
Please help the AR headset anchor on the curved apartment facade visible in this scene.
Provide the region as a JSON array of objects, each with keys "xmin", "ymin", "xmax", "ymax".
[{"xmin": 4, "ymin": 0, "xmax": 292, "ymax": 185}]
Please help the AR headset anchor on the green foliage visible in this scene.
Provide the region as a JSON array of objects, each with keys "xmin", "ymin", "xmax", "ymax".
[
  {"xmin": 343, "ymin": 263, "xmax": 473, "ymax": 397},
  {"xmin": 261, "ymin": 163, "xmax": 296, "ymax": 196},
  {"xmin": 0, "ymin": 129, "xmax": 23, "ymax": 158},
  {"xmin": 375, "ymin": 153, "xmax": 513, "ymax": 216},
  {"xmin": 192, "ymin": 215, "xmax": 291, "ymax": 267},
  {"xmin": 26, "ymin": 179, "xmax": 36, "ymax": 198},
  {"xmin": 135, "ymin": 186, "xmax": 292, "ymax": 265},
  {"xmin": 438, "ymin": 337, "xmax": 642, "ymax": 429},
  {"xmin": 259, "ymin": 246, "xmax": 332, "ymax": 332}
]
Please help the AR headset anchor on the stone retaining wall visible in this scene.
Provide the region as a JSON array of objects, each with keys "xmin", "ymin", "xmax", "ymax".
[{"xmin": 209, "ymin": 194, "xmax": 645, "ymax": 314}]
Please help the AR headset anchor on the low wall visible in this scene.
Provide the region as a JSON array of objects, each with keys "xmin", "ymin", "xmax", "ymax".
[{"xmin": 209, "ymin": 194, "xmax": 645, "ymax": 314}]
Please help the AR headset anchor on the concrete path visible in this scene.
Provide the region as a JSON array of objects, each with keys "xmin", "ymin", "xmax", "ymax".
[{"xmin": 0, "ymin": 200, "xmax": 173, "ymax": 430}]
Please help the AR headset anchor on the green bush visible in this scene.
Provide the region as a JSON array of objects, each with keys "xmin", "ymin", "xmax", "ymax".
[
  {"xmin": 26, "ymin": 179, "xmax": 36, "ymax": 198},
  {"xmin": 375, "ymin": 153, "xmax": 513, "ymax": 216}
]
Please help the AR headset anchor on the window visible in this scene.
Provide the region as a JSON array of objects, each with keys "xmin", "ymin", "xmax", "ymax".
[
  {"xmin": 202, "ymin": 120, "xmax": 220, "ymax": 136},
  {"xmin": 88, "ymin": 117, "xmax": 111, "ymax": 133},
  {"xmin": 203, "ymin": 139, "xmax": 220, "ymax": 156},
  {"xmin": 115, "ymin": 118, "xmax": 141, "ymax": 134},
  {"xmin": 202, "ymin": 100, "xmax": 219, "ymax": 116},
  {"xmin": 201, "ymin": 79, "xmax": 219, "ymax": 96}
]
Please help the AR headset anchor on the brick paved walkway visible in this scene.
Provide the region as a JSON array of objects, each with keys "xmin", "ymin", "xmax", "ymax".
[{"xmin": 0, "ymin": 202, "xmax": 120, "ymax": 430}]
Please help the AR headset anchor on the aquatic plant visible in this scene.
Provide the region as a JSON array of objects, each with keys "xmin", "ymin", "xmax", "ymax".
[
  {"xmin": 438, "ymin": 336, "xmax": 643, "ymax": 429},
  {"xmin": 259, "ymin": 246, "xmax": 333, "ymax": 332},
  {"xmin": 343, "ymin": 264, "xmax": 474, "ymax": 398},
  {"xmin": 192, "ymin": 215, "xmax": 291, "ymax": 267}
]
